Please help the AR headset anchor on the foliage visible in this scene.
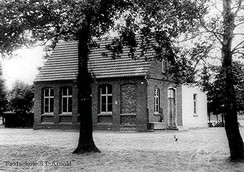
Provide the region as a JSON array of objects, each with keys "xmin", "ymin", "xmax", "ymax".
[
  {"xmin": 106, "ymin": 0, "xmax": 208, "ymax": 83},
  {"xmin": 205, "ymin": 0, "xmax": 244, "ymax": 160},
  {"xmin": 0, "ymin": 63, "xmax": 7, "ymax": 114},
  {"xmin": 7, "ymin": 81, "xmax": 34, "ymax": 114},
  {"xmin": 0, "ymin": 0, "xmax": 131, "ymax": 54},
  {"xmin": 200, "ymin": 61, "xmax": 244, "ymax": 115},
  {"xmin": 0, "ymin": 0, "xmax": 207, "ymax": 83}
]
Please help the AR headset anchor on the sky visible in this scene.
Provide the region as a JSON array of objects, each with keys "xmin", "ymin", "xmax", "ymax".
[{"xmin": 1, "ymin": 46, "xmax": 45, "ymax": 90}]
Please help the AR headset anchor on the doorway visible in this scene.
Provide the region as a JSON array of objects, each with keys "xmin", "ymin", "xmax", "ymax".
[{"xmin": 168, "ymin": 88, "xmax": 176, "ymax": 128}]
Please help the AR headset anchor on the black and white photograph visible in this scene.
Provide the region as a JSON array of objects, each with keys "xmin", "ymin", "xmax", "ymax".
[{"xmin": 1, "ymin": 0, "xmax": 244, "ymax": 171}]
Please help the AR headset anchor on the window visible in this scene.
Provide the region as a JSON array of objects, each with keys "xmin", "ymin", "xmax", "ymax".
[
  {"xmin": 62, "ymin": 87, "xmax": 72, "ymax": 113},
  {"xmin": 193, "ymin": 94, "xmax": 197, "ymax": 114},
  {"xmin": 100, "ymin": 85, "xmax": 112, "ymax": 113},
  {"xmin": 162, "ymin": 59, "xmax": 167, "ymax": 73},
  {"xmin": 168, "ymin": 88, "xmax": 175, "ymax": 99},
  {"xmin": 154, "ymin": 88, "xmax": 160, "ymax": 114},
  {"xmin": 43, "ymin": 88, "xmax": 54, "ymax": 113}
]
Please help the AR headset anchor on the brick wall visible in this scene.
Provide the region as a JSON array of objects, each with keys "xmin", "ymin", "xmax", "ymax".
[
  {"xmin": 121, "ymin": 83, "xmax": 137, "ymax": 114},
  {"xmin": 147, "ymin": 78, "xmax": 182, "ymax": 128},
  {"xmin": 145, "ymin": 57, "xmax": 183, "ymax": 129},
  {"xmin": 92, "ymin": 77, "xmax": 148, "ymax": 131},
  {"xmin": 33, "ymin": 80, "xmax": 79, "ymax": 129}
]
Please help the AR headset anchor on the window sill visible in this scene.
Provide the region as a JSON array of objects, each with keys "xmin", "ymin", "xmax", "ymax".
[
  {"xmin": 193, "ymin": 114, "xmax": 198, "ymax": 117},
  {"xmin": 98, "ymin": 112, "xmax": 113, "ymax": 116},
  {"xmin": 120, "ymin": 113, "xmax": 136, "ymax": 116},
  {"xmin": 59, "ymin": 122, "xmax": 72, "ymax": 124},
  {"xmin": 154, "ymin": 112, "xmax": 161, "ymax": 116},
  {"xmin": 41, "ymin": 113, "xmax": 54, "ymax": 116},
  {"xmin": 59, "ymin": 113, "xmax": 72, "ymax": 116},
  {"xmin": 41, "ymin": 122, "xmax": 54, "ymax": 124}
]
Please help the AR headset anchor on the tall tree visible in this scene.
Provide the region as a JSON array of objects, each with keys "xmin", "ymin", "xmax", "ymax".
[
  {"xmin": 7, "ymin": 81, "xmax": 34, "ymax": 114},
  {"xmin": 0, "ymin": 0, "xmax": 130, "ymax": 154},
  {"xmin": 0, "ymin": 0, "xmax": 205, "ymax": 154},
  {"xmin": 199, "ymin": 65, "xmax": 213, "ymax": 122},
  {"xmin": 201, "ymin": 0, "xmax": 244, "ymax": 160},
  {"xmin": 0, "ymin": 62, "xmax": 7, "ymax": 114},
  {"xmin": 221, "ymin": 1, "xmax": 244, "ymax": 159},
  {"xmin": 202, "ymin": 62, "xmax": 244, "ymax": 116}
]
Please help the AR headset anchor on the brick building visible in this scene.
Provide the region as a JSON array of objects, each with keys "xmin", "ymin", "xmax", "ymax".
[{"xmin": 34, "ymin": 40, "xmax": 208, "ymax": 131}]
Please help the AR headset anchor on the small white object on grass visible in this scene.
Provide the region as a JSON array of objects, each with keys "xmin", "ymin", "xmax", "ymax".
[{"xmin": 174, "ymin": 135, "xmax": 178, "ymax": 142}]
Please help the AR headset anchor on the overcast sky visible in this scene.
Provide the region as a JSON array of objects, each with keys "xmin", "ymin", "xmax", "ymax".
[{"xmin": 1, "ymin": 46, "xmax": 45, "ymax": 90}]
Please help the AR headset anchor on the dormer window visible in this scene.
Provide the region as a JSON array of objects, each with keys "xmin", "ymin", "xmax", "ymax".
[{"xmin": 162, "ymin": 59, "xmax": 167, "ymax": 73}]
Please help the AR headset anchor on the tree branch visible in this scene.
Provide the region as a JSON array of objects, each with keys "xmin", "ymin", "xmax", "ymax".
[
  {"xmin": 200, "ymin": 18, "xmax": 223, "ymax": 44},
  {"xmin": 233, "ymin": 0, "xmax": 244, "ymax": 16},
  {"xmin": 234, "ymin": 50, "xmax": 244, "ymax": 57},
  {"xmin": 232, "ymin": 39, "xmax": 244, "ymax": 54},
  {"xmin": 235, "ymin": 20, "xmax": 244, "ymax": 27},
  {"xmin": 175, "ymin": 31, "xmax": 207, "ymax": 43},
  {"xmin": 235, "ymin": 32, "xmax": 244, "ymax": 36}
]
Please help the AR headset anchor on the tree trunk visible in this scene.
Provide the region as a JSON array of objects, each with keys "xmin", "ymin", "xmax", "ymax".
[
  {"xmin": 222, "ymin": 0, "xmax": 244, "ymax": 161},
  {"xmin": 222, "ymin": 113, "xmax": 224, "ymax": 124},
  {"xmin": 73, "ymin": 18, "xmax": 100, "ymax": 154},
  {"xmin": 208, "ymin": 113, "xmax": 211, "ymax": 124}
]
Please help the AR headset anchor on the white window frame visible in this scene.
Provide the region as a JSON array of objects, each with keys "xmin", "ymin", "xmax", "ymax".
[
  {"xmin": 168, "ymin": 87, "xmax": 177, "ymax": 126},
  {"xmin": 43, "ymin": 88, "xmax": 54, "ymax": 114},
  {"xmin": 154, "ymin": 88, "xmax": 160, "ymax": 114},
  {"xmin": 100, "ymin": 85, "xmax": 112, "ymax": 113},
  {"xmin": 62, "ymin": 87, "xmax": 72, "ymax": 113}
]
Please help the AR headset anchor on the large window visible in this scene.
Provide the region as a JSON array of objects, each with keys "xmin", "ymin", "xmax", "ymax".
[
  {"xmin": 62, "ymin": 87, "xmax": 72, "ymax": 113},
  {"xmin": 154, "ymin": 88, "xmax": 160, "ymax": 114},
  {"xmin": 44, "ymin": 88, "xmax": 54, "ymax": 113},
  {"xmin": 100, "ymin": 85, "xmax": 112, "ymax": 113},
  {"xmin": 193, "ymin": 94, "xmax": 197, "ymax": 114}
]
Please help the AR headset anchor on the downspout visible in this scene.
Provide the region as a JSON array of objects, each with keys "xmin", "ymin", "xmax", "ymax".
[{"xmin": 145, "ymin": 75, "xmax": 150, "ymax": 130}]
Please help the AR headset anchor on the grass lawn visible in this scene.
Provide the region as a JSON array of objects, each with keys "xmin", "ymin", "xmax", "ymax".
[{"xmin": 0, "ymin": 127, "xmax": 244, "ymax": 172}]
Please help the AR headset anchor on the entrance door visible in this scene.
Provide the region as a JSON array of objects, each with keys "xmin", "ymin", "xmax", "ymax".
[{"xmin": 168, "ymin": 88, "xmax": 176, "ymax": 127}]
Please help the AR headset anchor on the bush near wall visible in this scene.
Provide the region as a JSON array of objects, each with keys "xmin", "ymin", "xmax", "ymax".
[{"xmin": 2, "ymin": 112, "xmax": 33, "ymax": 128}]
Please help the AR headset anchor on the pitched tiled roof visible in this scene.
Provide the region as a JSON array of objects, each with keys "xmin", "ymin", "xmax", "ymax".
[
  {"xmin": 35, "ymin": 41, "xmax": 78, "ymax": 82},
  {"xmin": 34, "ymin": 39, "xmax": 153, "ymax": 82}
]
